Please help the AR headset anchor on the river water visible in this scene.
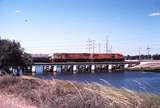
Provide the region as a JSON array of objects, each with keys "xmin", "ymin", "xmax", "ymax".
[{"xmin": 35, "ymin": 65, "xmax": 160, "ymax": 94}]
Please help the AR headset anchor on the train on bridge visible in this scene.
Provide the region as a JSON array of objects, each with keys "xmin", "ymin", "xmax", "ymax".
[
  {"xmin": 30, "ymin": 53, "xmax": 140, "ymax": 75},
  {"xmin": 32, "ymin": 53, "xmax": 124, "ymax": 63},
  {"xmin": 49, "ymin": 53, "xmax": 124, "ymax": 62}
]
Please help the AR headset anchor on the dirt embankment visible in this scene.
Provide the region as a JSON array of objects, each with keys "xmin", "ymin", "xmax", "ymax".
[
  {"xmin": 0, "ymin": 76, "xmax": 159, "ymax": 108},
  {"xmin": 128, "ymin": 60, "xmax": 160, "ymax": 71}
]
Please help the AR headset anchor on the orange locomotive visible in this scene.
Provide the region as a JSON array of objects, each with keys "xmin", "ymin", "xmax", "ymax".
[{"xmin": 50, "ymin": 53, "xmax": 124, "ymax": 62}]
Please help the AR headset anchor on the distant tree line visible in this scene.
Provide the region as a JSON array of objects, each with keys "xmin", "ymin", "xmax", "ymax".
[
  {"xmin": 0, "ymin": 38, "xmax": 33, "ymax": 75},
  {"xmin": 125, "ymin": 54, "xmax": 160, "ymax": 60}
]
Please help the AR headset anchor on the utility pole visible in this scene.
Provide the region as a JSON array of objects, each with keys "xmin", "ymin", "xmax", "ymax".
[
  {"xmin": 91, "ymin": 40, "xmax": 95, "ymax": 62},
  {"xmin": 110, "ymin": 45, "xmax": 112, "ymax": 53},
  {"xmin": 106, "ymin": 35, "xmax": 109, "ymax": 53},
  {"xmin": 86, "ymin": 39, "xmax": 92, "ymax": 53},
  {"xmin": 86, "ymin": 39, "xmax": 96, "ymax": 61},
  {"xmin": 98, "ymin": 42, "xmax": 101, "ymax": 53},
  {"xmin": 138, "ymin": 48, "xmax": 141, "ymax": 60},
  {"xmin": 146, "ymin": 47, "xmax": 151, "ymax": 59},
  {"xmin": 92, "ymin": 40, "xmax": 96, "ymax": 54}
]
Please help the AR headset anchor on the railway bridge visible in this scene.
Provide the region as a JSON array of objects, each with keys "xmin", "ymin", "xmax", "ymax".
[{"xmin": 29, "ymin": 61, "xmax": 140, "ymax": 75}]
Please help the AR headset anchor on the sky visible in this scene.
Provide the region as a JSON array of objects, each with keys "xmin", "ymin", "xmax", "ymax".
[{"xmin": 0, "ymin": 0, "xmax": 160, "ymax": 55}]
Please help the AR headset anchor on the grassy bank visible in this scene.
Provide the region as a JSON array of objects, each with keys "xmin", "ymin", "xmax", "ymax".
[{"xmin": 0, "ymin": 76, "xmax": 159, "ymax": 108}]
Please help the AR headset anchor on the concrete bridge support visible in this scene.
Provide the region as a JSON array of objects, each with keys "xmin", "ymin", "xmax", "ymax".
[
  {"xmin": 32, "ymin": 66, "xmax": 36, "ymax": 76},
  {"xmin": 56, "ymin": 65, "xmax": 61, "ymax": 73},
  {"xmin": 99, "ymin": 64, "xmax": 107, "ymax": 72},
  {"xmin": 78, "ymin": 65, "xmax": 84, "ymax": 73},
  {"xmin": 61, "ymin": 65, "xmax": 73, "ymax": 74},
  {"xmin": 108, "ymin": 64, "xmax": 112, "ymax": 72},
  {"xmin": 43, "ymin": 65, "xmax": 49, "ymax": 74},
  {"xmin": 61, "ymin": 65, "xmax": 66, "ymax": 73},
  {"xmin": 124, "ymin": 64, "xmax": 129, "ymax": 68},
  {"xmin": 73, "ymin": 65, "xmax": 77, "ymax": 74},
  {"xmin": 95, "ymin": 64, "xmax": 103, "ymax": 73},
  {"xmin": 49, "ymin": 65, "xmax": 51, "ymax": 71},
  {"xmin": 105, "ymin": 65, "xmax": 109, "ymax": 72},
  {"xmin": 53, "ymin": 65, "xmax": 57, "ymax": 76},
  {"xmin": 91, "ymin": 65, "xmax": 95, "ymax": 74},
  {"xmin": 85, "ymin": 65, "xmax": 91, "ymax": 73},
  {"xmin": 69, "ymin": 65, "xmax": 73, "ymax": 73},
  {"xmin": 119, "ymin": 64, "xmax": 125, "ymax": 70}
]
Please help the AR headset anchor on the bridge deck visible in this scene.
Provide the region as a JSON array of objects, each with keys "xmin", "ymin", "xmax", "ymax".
[{"xmin": 34, "ymin": 61, "xmax": 140, "ymax": 65}]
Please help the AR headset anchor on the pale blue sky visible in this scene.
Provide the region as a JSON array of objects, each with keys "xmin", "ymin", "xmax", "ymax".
[{"xmin": 0, "ymin": 0, "xmax": 160, "ymax": 55}]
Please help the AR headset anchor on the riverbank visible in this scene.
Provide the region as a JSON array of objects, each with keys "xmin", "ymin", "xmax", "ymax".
[
  {"xmin": 126, "ymin": 60, "xmax": 160, "ymax": 72},
  {"xmin": 0, "ymin": 75, "xmax": 160, "ymax": 108},
  {"xmin": 125, "ymin": 68, "xmax": 160, "ymax": 72}
]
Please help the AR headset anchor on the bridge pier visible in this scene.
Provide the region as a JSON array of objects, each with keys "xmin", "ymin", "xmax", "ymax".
[
  {"xmin": 32, "ymin": 66, "xmax": 36, "ymax": 76},
  {"xmin": 43, "ymin": 65, "xmax": 49, "ymax": 74},
  {"xmin": 105, "ymin": 64, "xmax": 109, "ymax": 72},
  {"xmin": 53, "ymin": 65, "xmax": 57, "ymax": 76},
  {"xmin": 62, "ymin": 65, "xmax": 73, "ymax": 74},
  {"xmin": 61, "ymin": 65, "xmax": 65, "ymax": 73},
  {"xmin": 78, "ymin": 65, "xmax": 84, "ymax": 73},
  {"xmin": 118, "ymin": 64, "xmax": 124, "ymax": 71},
  {"xmin": 96, "ymin": 64, "xmax": 103, "ymax": 73},
  {"xmin": 67, "ymin": 65, "xmax": 73, "ymax": 73},
  {"xmin": 85, "ymin": 65, "xmax": 91, "ymax": 73},
  {"xmin": 108, "ymin": 64, "xmax": 112, "ymax": 72},
  {"xmin": 99, "ymin": 64, "xmax": 108, "ymax": 72},
  {"xmin": 91, "ymin": 65, "xmax": 95, "ymax": 74},
  {"xmin": 73, "ymin": 65, "xmax": 77, "ymax": 74},
  {"xmin": 32, "ymin": 61, "xmax": 140, "ymax": 75},
  {"xmin": 124, "ymin": 64, "xmax": 129, "ymax": 68}
]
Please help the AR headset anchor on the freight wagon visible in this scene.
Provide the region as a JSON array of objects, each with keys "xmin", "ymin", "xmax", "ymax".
[
  {"xmin": 32, "ymin": 54, "xmax": 50, "ymax": 63},
  {"xmin": 50, "ymin": 53, "xmax": 124, "ymax": 62}
]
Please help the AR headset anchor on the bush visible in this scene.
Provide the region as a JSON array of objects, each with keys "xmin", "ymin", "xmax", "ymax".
[{"xmin": 0, "ymin": 76, "xmax": 159, "ymax": 108}]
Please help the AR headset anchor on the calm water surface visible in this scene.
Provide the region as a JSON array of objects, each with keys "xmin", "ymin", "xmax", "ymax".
[{"xmin": 35, "ymin": 65, "xmax": 160, "ymax": 94}]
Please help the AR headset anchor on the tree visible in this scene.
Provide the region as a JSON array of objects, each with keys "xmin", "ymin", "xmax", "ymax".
[{"xmin": 0, "ymin": 38, "xmax": 33, "ymax": 74}]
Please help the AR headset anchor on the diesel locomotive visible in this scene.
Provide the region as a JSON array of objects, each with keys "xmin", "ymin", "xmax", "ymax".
[{"xmin": 50, "ymin": 53, "xmax": 124, "ymax": 62}]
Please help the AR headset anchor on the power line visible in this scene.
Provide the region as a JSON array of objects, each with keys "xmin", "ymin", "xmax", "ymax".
[
  {"xmin": 138, "ymin": 48, "xmax": 140, "ymax": 60},
  {"xmin": 146, "ymin": 47, "xmax": 151, "ymax": 55},
  {"xmin": 98, "ymin": 42, "xmax": 101, "ymax": 53},
  {"xmin": 110, "ymin": 45, "xmax": 112, "ymax": 53},
  {"xmin": 146, "ymin": 47, "xmax": 151, "ymax": 59},
  {"xmin": 106, "ymin": 35, "xmax": 109, "ymax": 53},
  {"xmin": 92, "ymin": 40, "xmax": 96, "ymax": 54},
  {"xmin": 86, "ymin": 39, "xmax": 92, "ymax": 53}
]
